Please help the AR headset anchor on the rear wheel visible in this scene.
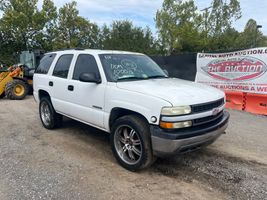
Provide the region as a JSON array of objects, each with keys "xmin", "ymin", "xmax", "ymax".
[
  {"xmin": 5, "ymin": 79, "xmax": 28, "ymax": 100},
  {"xmin": 111, "ymin": 115, "xmax": 155, "ymax": 171},
  {"xmin": 39, "ymin": 97, "xmax": 62, "ymax": 129}
]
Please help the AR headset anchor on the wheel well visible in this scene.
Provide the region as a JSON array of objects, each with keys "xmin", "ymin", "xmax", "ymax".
[
  {"xmin": 38, "ymin": 90, "xmax": 50, "ymax": 101},
  {"xmin": 109, "ymin": 108, "xmax": 149, "ymax": 129}
]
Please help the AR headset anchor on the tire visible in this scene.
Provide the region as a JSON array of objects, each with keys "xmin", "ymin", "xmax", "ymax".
[
  {"xmin": 39, "ymin": 97, "xmax": 62, "ymax": 129},
  {"xmin": 0, "ymin": 92, "xmax": 5, "ymax": 98},
  {"xmin": 5, "ymin": 79, "xmax": 29, "ymax": 100},
  {"xmin": 111, "ymin": 115, "xmax": 156, "ymax": 171},
  {"xmin": 27, "ymin": 84, "xmax": 33, "ymax": 95}
]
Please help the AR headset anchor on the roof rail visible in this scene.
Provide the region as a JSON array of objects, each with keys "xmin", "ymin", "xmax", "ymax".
[
  {"xmin": 74, "ymin": 48, "xmax": 85, "ymax": 50},
  {"xmin": 55, "ymin": 48, "xmax": 85, "ymax": 51}
]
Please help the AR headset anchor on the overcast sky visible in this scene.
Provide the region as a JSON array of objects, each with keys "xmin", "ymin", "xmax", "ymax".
[{"xmin": 47, "ymin": 0, "xmax": 267, "ymax": 35}]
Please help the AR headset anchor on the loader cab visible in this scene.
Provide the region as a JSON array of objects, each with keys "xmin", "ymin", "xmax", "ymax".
[{"xmin": 19, "ymin": 50, "xmax": 45, "ymax": 70}]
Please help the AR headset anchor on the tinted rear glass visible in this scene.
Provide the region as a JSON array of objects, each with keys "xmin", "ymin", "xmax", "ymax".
[
  {"xmin": 52, "ymin": 54, "xmax": 73, "ymax": 78},
  {"xmin": 35, "ymin": 54, "xmax": 56, "ymax": 74}
]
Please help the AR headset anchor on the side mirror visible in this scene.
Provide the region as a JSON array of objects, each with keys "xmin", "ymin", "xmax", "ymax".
[
  {"xmin": 79, "ymin": 72, "xmax": 101, "ymax": 84},
  {"xmin": 163, "ymin": 69, "xmax": 169, "ymax": 76}
]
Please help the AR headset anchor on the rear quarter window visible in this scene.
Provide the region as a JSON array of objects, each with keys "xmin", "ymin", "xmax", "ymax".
[{"xmin": 35, "ymin": 54, "xmax": 56, "ymax": 74}]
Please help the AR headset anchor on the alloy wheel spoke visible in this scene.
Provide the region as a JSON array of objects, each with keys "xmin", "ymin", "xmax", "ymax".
[
  {"xmin": 129, "ymin": 129, "xmax": 136, "ymax": 139},
  {"xmin": 119, "ymin": 136, "xmax": 126, "ymax": 144},
  {"xmin": 122, "ymin": 145, "xmax": 127, "ymax": 153},
  {"xmin": 123, "ymin": 128, "xmax": 129, "ymax": 139},
  {"xmin": 128, "ymin": 149, "xmax": 135, "ymax": 160},
  {"xmin": 132, "ymin": 146, "xmax": 141, "ymax": 156},
  {"xmin": 132, "ymin": 139, "xmax": 141, "ymax": 146}
]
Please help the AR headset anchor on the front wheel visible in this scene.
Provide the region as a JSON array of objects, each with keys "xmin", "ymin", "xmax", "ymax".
[
  {"xmin": 111, "ymin": 115, "xmax": 155, "ymax": 171},
  {"xmin": 39, "ymin": 97, "xmax": 62, "ymax": 129}
]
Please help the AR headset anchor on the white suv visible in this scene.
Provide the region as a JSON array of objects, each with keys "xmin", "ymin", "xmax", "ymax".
[{"xmin": 33, "ymin": 49, "xmax": 229, "ymax": 171}]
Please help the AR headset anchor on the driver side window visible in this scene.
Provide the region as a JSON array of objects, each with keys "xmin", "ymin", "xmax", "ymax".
[{"xmin": 73, "ymin": 54, "xmax": 100, "ymax": 80}]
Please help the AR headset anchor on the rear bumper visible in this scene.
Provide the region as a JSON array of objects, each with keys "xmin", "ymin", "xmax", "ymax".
[{"xmin": 150, "ymin": 111, "xmax": 229, "ymax": 157}]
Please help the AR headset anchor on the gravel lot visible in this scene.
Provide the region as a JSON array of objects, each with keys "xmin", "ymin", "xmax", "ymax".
[{"xmin": 0, "ymin": 97, "xmax": 266, "ymax": 200}]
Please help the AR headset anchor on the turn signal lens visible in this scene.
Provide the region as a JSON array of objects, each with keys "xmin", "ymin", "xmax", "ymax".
[
  {"xmin": 160, "ymin": 121, "xmax": 192, "ymax": 129},
  {"xmin": 160, "ymin": 122, "xmax": 174, "ymax": 129}
]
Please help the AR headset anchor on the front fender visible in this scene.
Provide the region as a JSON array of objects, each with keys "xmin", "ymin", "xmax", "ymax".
[{"xmin": 104, "ymin": 85, "xmax": 171, "ymax": 131}]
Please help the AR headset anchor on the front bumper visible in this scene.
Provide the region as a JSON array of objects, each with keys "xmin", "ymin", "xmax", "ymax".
[{"xmin": 150, "ymin": 111, "xmax": 230, "ymax": 157}]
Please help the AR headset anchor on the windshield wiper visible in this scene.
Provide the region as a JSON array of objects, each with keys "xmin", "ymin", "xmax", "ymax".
[
  {"xmin": 147, "ymin": 75, "xmax": 168, "ymax": 79},
  {"xmin": 117, "ymin": 77, "xmax": 147, "ymax": 81},
  {"xmin": 117, "ymin": 75, "xmax": 168, "ymax": 81}
]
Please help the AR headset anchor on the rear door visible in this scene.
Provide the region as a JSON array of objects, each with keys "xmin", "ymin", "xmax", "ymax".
[
  {"xmin": 63, "ymin": 53, "xmax": 106, "ymax": 129},
  {"xmin": 50, "ymin": 54, "xmax": 74, "ymax": 114}
]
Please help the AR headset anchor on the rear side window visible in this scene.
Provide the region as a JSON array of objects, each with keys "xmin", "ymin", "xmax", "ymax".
[
  {"xmin": 52, "ymin": 54, "xmax": 73, "ymax": 78},
  {"xmin": 73, "ymin": 54, "xmax": 100, "ymax": 80},
  {"xmin": 35, "ymin": 54, "xmax": 56, "ymax": 74}
]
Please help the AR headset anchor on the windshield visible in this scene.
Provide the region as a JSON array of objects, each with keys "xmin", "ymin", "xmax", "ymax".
[{"xmin": 99, "ymin": 54, "xmax": 167, "ymax": 82}]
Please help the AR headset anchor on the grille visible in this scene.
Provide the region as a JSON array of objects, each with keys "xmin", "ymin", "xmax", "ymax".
[
  {"xmin": 193, "ymin": 111, "xmax": 223, "ymax": 126},
  {"xmin": 191, "ymin": 98, "xmax": 224, "ymax": 113}
]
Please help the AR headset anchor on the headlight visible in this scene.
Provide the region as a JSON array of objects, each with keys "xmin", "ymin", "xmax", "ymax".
[
  {"xmin": 161, "ymin": 106, "xmax": 191, "ymax": 116},
  {"xmin": 160, "ymin": 121, "xmax": 192, "ymax": 129}
]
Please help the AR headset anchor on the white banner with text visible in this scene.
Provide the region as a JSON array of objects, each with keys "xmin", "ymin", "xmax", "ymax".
[{"xmin": 196, "ymin": 47, "xmax": 267, "ymax": 94}]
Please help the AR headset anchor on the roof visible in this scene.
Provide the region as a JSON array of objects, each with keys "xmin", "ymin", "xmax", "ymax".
[{"xmin": 47, "ymin": 49, "xmax": 144, "ymax": 55}]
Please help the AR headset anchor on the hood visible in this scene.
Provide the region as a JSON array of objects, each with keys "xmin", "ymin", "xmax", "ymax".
[{"xmin": 116, "ymin": 78, "xmax": 225, "ymax": 106}]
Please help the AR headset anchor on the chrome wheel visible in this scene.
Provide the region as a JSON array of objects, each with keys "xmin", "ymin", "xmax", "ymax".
[
  {"xmin": 40, "ymin": 101, "xmax": 51, "ymax": 126},
  {"xmin": 114, "ymin": 125, "xmax": 142, "ymax": 165}
]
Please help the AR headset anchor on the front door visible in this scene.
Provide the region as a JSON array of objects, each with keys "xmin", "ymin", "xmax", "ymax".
[{"xmin": 65, "ymin": 54, "xmax": 105, "ymax": 129}]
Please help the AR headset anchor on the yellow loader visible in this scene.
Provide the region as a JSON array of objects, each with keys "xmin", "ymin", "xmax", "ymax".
[{"xmin": 0, "ymin": 64, "xmax": 33, "ymax": 100}]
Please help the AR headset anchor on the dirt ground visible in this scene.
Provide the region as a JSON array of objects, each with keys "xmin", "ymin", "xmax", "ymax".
[{"xmin": 0, "ymin": 96, "xmax": 266, "ymax": 200}]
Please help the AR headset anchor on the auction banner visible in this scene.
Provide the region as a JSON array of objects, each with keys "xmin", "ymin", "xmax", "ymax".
[{"xmin": 195, "ymin": 47, "xmax": 267, "ymax": 94}]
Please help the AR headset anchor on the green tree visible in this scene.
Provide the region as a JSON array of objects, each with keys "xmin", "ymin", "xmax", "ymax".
[
  {"xmin": 156, "ymin": 0, "xmax": 202, "ymax": 54},
  {"xmin": 156, "ymin": 0, "xmax": 242, "ymax": 53},
  {"xmin": 0, "ymin": 0, "xmax": 57, "ymax": 50},
  {"xmin": 0, "ymin": 0, "xmax": 58, "ymax": 63},
  {"xmin": 208, "ymin": 0, "xmax": 241, "ymax": 36},
  {"xmin": 100, "ymin": 20, "xmax": 161, "ymax": 55},
  {"xmin": 205, "ymin": 0, "xmax": 241, "ymax": 50},
  {"xmin": 235, "ymin": 19, "xmax": 265, "ymax": 48},
  {"xmin": 0, "ymin": 28, "xmax": 18, "ymax": 64},
  {"xmin": 53, "ymin": 1, "xmax": 99, "ymax": 49},
  {"xmin": 36, "ymin": 0, "xmax": 58, "ymax": 51}
]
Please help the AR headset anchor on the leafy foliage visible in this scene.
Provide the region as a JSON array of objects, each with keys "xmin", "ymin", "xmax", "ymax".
[
  {"xmin": 156, "ymin": 0, "xmax": 265, "ymax": 54},
  {"xmin": 156, "ymin": 0, "xmax": 247, "ymax": 53},
  {"xmin": 0, "ymin": 0, "xmax": 58, "ymax": 63},
  {"xmin": 0, "ymin": 0, "xmax": 266, "ymax": 64},
  {"xmin": 53, "ymin": 1, "xmax": 99, "ymax": 49},
  {"xmin": 99, "ymin": 21, "xmax": 162, "ymax": 55},
  {"xmin": 235, "ymin": 19, "xmax": 266, "ymax": 49},
  {"xmin": 156, "ymin": 0, "xmax": 202, "ymax": 53}
]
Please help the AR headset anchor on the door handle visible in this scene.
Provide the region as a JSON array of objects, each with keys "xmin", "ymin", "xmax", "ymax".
[
  {"xmin": 68, "ymin": 85, "xmax": 74, "ymax": 91},
  {"xmin": 49, "ymin": 81, "xmax": 53, "ymax": 86}
]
